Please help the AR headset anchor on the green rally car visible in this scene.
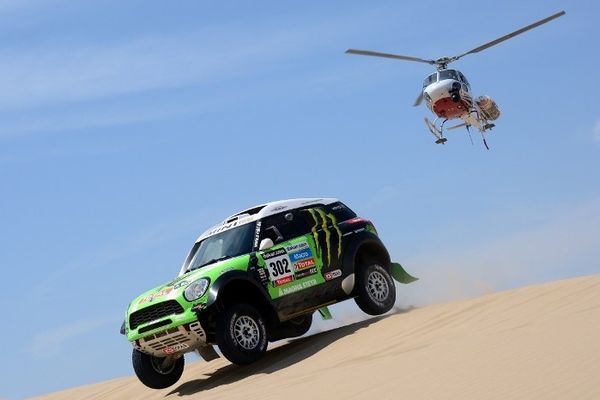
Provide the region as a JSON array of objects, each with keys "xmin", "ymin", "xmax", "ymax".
[{"xmin": 121, "ymin": 198, "xmax": 417, "ymax": 389}]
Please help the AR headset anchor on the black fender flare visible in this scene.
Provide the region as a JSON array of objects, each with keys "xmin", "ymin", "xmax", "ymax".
[
  {"xmin": 204, "ymin": 270, "xmax": 274, "ymax": 313},
  {"xmin": 341, "ymin": 231, "xmax": 391, "ymax": 276}
]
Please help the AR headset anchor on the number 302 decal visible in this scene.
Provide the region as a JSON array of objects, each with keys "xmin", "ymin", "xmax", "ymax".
[{"xmin": 269, "ymin": 258, "xmax": 291, "ymax": 277}]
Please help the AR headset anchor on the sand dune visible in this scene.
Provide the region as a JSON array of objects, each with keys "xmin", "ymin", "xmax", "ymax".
[{"xmin": 34, "ymin": 274, "xmax": 600, "ymax": 400}]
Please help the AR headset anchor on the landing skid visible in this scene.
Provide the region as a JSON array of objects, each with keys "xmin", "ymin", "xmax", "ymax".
[
  {"xmin": 424, "ymin": 117, "xmax": 447, "ymax": 144},
  {"xmin": 425, "ymin": 115, "xmax": 493, "ymax": 149}
]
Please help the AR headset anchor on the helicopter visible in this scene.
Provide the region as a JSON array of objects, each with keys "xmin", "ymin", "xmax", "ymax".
[{"xmin": 346, "ymin": 10, "xmax": 565, "ymax": 149}]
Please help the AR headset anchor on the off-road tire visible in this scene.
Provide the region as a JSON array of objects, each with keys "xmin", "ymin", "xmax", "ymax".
[
  {"xmin": 216, "ymin": 303, "xmax": 268, "ymax": 365},
  {"xmin": 132, "ymin": 348, "xmax": 184, "ymax": 389},
  {"xmin": 354, "ymin": 263, "xmax": 396, "ymax": 315}
]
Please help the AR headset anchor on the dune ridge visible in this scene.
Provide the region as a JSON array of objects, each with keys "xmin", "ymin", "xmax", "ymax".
[{"xmin": 34, "ymin": 274, "xmax": 600, "ymax": 400}]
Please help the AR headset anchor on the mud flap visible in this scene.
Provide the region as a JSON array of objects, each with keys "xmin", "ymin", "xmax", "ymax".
[
  {"xmin": 317, "ymin": 306, "xmax": 332, "ymax": 320},
  {"xmin": 196, "ymin": 345, "xmax": 220, "ymax": 362},
  {"xmin": 390, "ymin": 262, "xmax": 418, "ymax": 284}
]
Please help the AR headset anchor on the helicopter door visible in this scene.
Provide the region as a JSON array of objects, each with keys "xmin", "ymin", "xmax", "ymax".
[
  {"xmin": 457, "ymin": 71, "xmax": 470, "ymax": 92},
  {"xmin": 423, "ymin": 72, "xmax": 437, "ymax": 88}
]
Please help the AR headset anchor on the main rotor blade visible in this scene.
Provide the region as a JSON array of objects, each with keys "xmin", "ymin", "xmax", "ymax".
[
  {"xmin": 346, "ymin": 49, "xmax": 434, "ymax": 65},
  {"xmin": 413, "ymin": 91, "xmax": 424, "ymax": 107},
  {"xmin": 454, "ymin": 10, "xmax": 565, "ymax": 60}
]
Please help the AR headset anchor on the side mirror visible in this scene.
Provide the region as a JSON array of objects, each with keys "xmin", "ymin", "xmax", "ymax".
[{"xmin": 259, "ymin": 238, "xmax": 274, "ymax": 251}]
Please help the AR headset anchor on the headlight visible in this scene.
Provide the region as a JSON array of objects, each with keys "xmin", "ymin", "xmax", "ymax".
[{"xmin": 184, "ymin": 278, "xmax": 210, "ymax": 302}]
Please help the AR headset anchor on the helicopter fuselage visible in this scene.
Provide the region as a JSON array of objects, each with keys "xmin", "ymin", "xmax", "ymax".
[{"xmin": 423, "ymin": 69, "xmax": 472, "ymax": 120}]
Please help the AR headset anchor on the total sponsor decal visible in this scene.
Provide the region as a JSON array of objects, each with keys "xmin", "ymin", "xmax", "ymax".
[
  {"xmin": 295, "ymin": 266, "xmax": 317, "ymax": 279},
  {"xmin": 163, "ymin": 343, "xmax": 189, "ymax": 355},
  {"xmin": 324, "ymin": 269, "xmax": 342, "ymax": 281},
  {"xmin": 294, "ymin": 258, "xmax": 316, "ymax": 270},
  {"xmin": 139, "ymin": 287, "xmax": 173, "ymax": 304},
  {"xmin": 274, "ymin": 275, "xmax": 294, "ymax": 287},
  {"xmin": 278, "ymin": 278, "xmax": 318, "ymax": 297}
]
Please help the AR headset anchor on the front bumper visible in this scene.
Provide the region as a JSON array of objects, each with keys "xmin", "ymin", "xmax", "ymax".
[{"xmin": 132, "ymin": 320, "xmax": 207, "ymax": 358}]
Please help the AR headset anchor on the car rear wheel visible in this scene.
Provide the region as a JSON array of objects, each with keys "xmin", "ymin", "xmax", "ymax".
[
  {"xmin": 216, "ymin": 303, "xmax": 268, "ymax": 365},
  {"xmin": 132, "ymin": 348, "xmax": 184, "ymax": 389},
  {"xmin": 354, "ymin": 263, "xmax": 396, "ymax": 315}
]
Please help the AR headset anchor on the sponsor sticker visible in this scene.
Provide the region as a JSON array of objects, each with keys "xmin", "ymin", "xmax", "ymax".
[
  {"xmin": 289, "ymin": 249, "xmax": 313, "ymax": 262},
  {"xmin": 166, "ymin": 275, "xmax": 189, "ymax": 287},
  {"xmin": 253, "ymin": 220, "xmax": 262, "ymax": 249},
  {"xmin": 263, "ymin": 248, "xmax": 287, "ymax": 260},
  {"xmin": 203, "ymin": 216, "xmax": 253, "ymax": 237},
  {"xmin": 278, "ymin": 278, "xmax": 318, "ymax": 296},
  {"xmin": 294, "ymin": 258, "xmax": 316, "ymax": 270},
  {"xmin": 295, "ymin": 267, "xmax": 317, "ymax": 279},
  {"xmin": 274, "ymin": 275, "xmax": 294, "ymax": 286},
  {"xmin": 285, "ymin": 241, "xmax": 309, "ymax": 252},
  {"xmin": 257, "ymin": 268, "xmax": 268, "ymax": 282},
  {"xmin": 163, "ymin": 343, "xmax": 189, "ymax": 354},
  {"xmin": 263, "ymin": 248, "xmax": 294, "ymax": 284},
  {"xmin": 139, "ymin": 287, "xmax": 173, "ymax": 304},
  {"xmin": 172, "ymin": 280, "xmax": 189, "ymax": 289},
  {"xmin": 324, "ymin": 269, "xmax": 342, "ymax": 281}
]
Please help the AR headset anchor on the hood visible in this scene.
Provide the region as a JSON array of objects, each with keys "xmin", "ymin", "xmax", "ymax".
[{"xmin": 126, "ymin": 254, "xmax": 250, "ymax": 315}]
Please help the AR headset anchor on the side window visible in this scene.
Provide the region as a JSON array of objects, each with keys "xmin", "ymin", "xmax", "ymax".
[
  {"xmin": 323, "ymin": 202, "xmax": 357, "ymax": 222},
  {"xmin": 260, "ymin": 211, "xmax": 311, "ymax": 244}
]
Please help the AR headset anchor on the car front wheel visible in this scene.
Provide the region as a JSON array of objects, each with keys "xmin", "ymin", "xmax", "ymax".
[
  {"xmin": 354, "ymin": 263, "xmax": 396, "ymax": 315},
  {"xmin": 132, "ymin": 348, "xmax": 184, "ymax": 389},
  {"xmin": 216, "ymin": 303, "xmax": 268, "ymax": 365}
]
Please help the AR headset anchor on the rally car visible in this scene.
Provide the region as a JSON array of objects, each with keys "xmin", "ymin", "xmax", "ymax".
[{"xmin": 121, "ymin": 198, "xmax": 417, "ymax": 389}]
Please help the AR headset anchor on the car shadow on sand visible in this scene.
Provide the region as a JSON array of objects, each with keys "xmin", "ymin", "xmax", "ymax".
[{"xmin": 167, "ymin": 307, "xmax": 414, "ymax": 397}]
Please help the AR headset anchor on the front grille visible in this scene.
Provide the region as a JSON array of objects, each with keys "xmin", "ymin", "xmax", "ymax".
[
  {"xmin": 138, "ymin": 319, "xmax": 173, "ymax": 334},
  {"xmin": 129, "ymin": 300, "xmax": 184, "ymax": 330}
]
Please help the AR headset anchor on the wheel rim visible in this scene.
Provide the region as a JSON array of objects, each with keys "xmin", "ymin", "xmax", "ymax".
[
  {"xmin": 150, "ymin": 356, "xmax": 176, "ymax": 375},
  {"xmin": 367, "ymin": 270, "xmax": 389, "ymax": 302},
  {"xmin": 233, "ymin": 315, "xmax": 260, "ymax": 350}
]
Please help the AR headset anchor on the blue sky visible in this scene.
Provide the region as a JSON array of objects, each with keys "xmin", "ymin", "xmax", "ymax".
[{"xmin": 1, "ymin": 1, "xmax": 598, "ymax": 398}]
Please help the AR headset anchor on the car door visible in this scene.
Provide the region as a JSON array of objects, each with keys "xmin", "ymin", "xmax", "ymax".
[{"xmin": 256, "ymin": 209, "xmax": 326, "ymax": 302}]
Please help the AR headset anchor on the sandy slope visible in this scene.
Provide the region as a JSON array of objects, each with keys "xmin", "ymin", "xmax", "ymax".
[{"xmin": 34, "ymin": 274, "xmax": 600, "ymax": 400}]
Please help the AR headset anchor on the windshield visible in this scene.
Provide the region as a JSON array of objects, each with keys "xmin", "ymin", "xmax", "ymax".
[
  {"xmin": 423, "ymin": 73, "xmax": 437, "ymax": 87},
  {"xmin": 186, "ymin": 222, "xmax": 256, "ymax": 271},
  {"xmin": 439, "ymin": 70, "xmax": 459, "ymax": 81}
]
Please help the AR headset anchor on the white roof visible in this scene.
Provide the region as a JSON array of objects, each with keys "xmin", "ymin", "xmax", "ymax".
[{"xmin": 195, "ymin": 197, "xmax": 338, "ymax": 242}]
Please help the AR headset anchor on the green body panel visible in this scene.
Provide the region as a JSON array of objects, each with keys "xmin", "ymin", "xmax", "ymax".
[
  {"xmin": 257, "ymin": 233, "xmax": 326, "ymax": 300},
  {"xmin": 125, "ymin": 254, "xmax": 250, "ymax": 342}
]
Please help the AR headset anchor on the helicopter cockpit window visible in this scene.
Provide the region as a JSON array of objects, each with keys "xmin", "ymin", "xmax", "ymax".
[
  {"xmin": 439, "ymin": 70, "xmax": 458, "ymax": 81},
  {"xmin": 458, "ymin": 71, "xmax": 469, "ymax": 86},
  {"xmin": 423, "ymin": 73, "xmax": 437, "ymax": 87}
]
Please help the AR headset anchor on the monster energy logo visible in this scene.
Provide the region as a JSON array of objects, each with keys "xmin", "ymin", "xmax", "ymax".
[{"xmin": 304, "ymin": 208, "xmax": 342, "ymax": 272}]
